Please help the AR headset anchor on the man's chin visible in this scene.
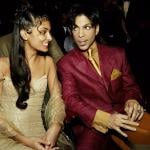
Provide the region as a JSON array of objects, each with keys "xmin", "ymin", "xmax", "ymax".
[{"xmin": 78, "ymin": 45, "xmax": 88, "ymax": 51}]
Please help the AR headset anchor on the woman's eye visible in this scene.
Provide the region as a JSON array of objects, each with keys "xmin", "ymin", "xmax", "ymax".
[{"xmin": 39, "ymin": 30, "xmax": 46, "ymax": 35}]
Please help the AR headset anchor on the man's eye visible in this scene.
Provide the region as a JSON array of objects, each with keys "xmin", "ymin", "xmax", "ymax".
[
  {"xmin": 84, "ymin": 26, "xmax": 92, "ymax": 30},
  {"xmin": 72, "ymin": 26, "xmax": 78, "ymax": 31}
]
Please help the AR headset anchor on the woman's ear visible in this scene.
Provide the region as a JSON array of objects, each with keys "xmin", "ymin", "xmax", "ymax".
[
  {"xmin": 96, "ymin": 25, "xmax": 99, "ymax": 35},
  {"xmin": 20, "ymin": 30, "xmax": 28, "ymax": 40}
]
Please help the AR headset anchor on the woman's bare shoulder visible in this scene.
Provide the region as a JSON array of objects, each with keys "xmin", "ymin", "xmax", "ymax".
[
  {"xmin": 44, "ymin": 56, "xmax": 56, "ymax": 74},
  {"xmin": 45, "ymin": 55, "xmax": 55, "ymax": 65}
]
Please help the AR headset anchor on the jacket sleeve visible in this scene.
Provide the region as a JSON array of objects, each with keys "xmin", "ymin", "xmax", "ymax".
[
  {"xmin": 57, "ymin": 61, "xmax": 97, "ymax": 128},
  {"xmin": 92, "ymin": 110, "xmax": 110, "ymax": 133}
]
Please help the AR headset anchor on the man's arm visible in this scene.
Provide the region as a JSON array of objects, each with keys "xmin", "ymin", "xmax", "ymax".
[{"xmin": 57, "ymin": 61, "xmax": 96, "ymax": 127}]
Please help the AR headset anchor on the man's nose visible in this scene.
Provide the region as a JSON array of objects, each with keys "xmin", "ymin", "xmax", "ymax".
[{"xmin": 79, "ymin": 29, "xmax": 84, "ymax": 37}]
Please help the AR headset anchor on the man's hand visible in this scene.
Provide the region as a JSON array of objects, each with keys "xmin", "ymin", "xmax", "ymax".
[
  {"xmin": 124, "ymin": 99, "xmax": 144, "ymax": 121},
  {"xmin": 108, "ymin": 113, "xmax": 139, "ymax": 137}
]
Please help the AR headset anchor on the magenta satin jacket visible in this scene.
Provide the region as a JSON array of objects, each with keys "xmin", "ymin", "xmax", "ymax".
[{"xmin": 57, "ymin": 44, "xmax": 142, "ymax": 127}]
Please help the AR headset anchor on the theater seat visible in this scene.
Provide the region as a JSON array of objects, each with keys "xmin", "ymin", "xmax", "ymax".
[{"xmin": 112, "ymin": 112, "xmax": 150, "ymax": 149}]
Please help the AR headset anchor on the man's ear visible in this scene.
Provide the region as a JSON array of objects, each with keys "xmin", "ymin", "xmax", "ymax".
[
  {"xmin": 20, "ymin": 30, "xmax": 28, "ymax": 40},
  {"xmin": 96, "ymin": 25, "xmax": 99, "ymax": 35}
]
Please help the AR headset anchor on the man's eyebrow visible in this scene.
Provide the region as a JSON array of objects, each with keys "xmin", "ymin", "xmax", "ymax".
[{"xmin": 73, "ymin": 23, "xmax": 92, "ymax": 27}]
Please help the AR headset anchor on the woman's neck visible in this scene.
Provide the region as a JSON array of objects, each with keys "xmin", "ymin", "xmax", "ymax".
[{"xmin": 25, "ymin": 52, "xmax": 37, "ymax": 64}]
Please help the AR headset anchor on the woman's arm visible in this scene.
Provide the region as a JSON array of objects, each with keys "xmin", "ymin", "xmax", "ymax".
[
  {"xmin": 43, "ymin": 56, "xmax": 66, "ymax": 148},
  {"xmin": 13, "ymin": 133, "xmax": 47, "ymax": 150},
  {"xmin": 45, "ymin": 56, "xmax": 66, "ymax": 127}
]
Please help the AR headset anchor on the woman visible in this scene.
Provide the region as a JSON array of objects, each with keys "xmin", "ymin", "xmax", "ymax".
[{"xmin": 0, "ymin": 4, "xmax": 72, "ymax": 150}]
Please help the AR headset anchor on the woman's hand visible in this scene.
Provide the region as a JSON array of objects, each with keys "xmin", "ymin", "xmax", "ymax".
[
  {"xmin": 13, "ymin": 133, "xmax": 48, "ymax": 150},
  {"xmin": 124, "ymin": 99, "xmax": 144, "ymax": 121},
  {"xmin": 42, "ymin": 123, "xmax": 61, "ymax": 149},
  {"xmin": 108, "ymin": 112, "xmax": 139, "ymax": 137},
  {"xmin": 28, "ymin": 137, "xmax": 48, "ymax": 150},
  {"xmin": 30, "ymin": 137, "xmax": 59, "ymax": 150},
  {"xmin": 26, "ymin": 136, "xmax": 59, "ymax": 150}
]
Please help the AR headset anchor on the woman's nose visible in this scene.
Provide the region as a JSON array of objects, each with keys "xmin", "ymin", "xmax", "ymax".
[{"xmin": 47, "ymin": 32, "xmax": 52, "ymax": 41}]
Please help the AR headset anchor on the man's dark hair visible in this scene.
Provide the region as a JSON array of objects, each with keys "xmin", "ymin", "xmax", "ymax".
[{"xmin": 68, "ymin": 3, "xmax": 100, "ymax": 29}]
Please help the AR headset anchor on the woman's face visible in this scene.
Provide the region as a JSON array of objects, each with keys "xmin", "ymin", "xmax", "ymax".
[{"xmin": 25, "ymin": 20, "xmax": 52, "ymax": 52}]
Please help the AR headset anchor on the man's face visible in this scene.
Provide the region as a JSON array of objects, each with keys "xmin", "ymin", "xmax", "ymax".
[{"xmin": 72, "ymin": 14, "xmax": 99, "ymax": 51}]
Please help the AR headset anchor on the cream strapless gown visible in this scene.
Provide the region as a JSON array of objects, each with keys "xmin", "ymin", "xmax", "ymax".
[{"xmin": 0, "ymin": 75, "xmax": 47, "ymax": 150}]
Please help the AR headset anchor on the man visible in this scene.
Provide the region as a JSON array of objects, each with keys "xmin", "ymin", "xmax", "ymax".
[{"xmin": 57, "ymin": 3, "xmax": 150, "ymax": 150}]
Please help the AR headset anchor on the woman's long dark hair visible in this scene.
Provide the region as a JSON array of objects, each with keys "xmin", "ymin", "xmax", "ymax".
[{"xmin": 10, "ymin": 3, "xmax": 49, "ymax": 109}]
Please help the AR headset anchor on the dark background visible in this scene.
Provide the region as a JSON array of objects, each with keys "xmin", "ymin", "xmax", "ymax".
[{"xmin": 0, "ymin": 0, "xmax": 150, "ymax": 111}]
